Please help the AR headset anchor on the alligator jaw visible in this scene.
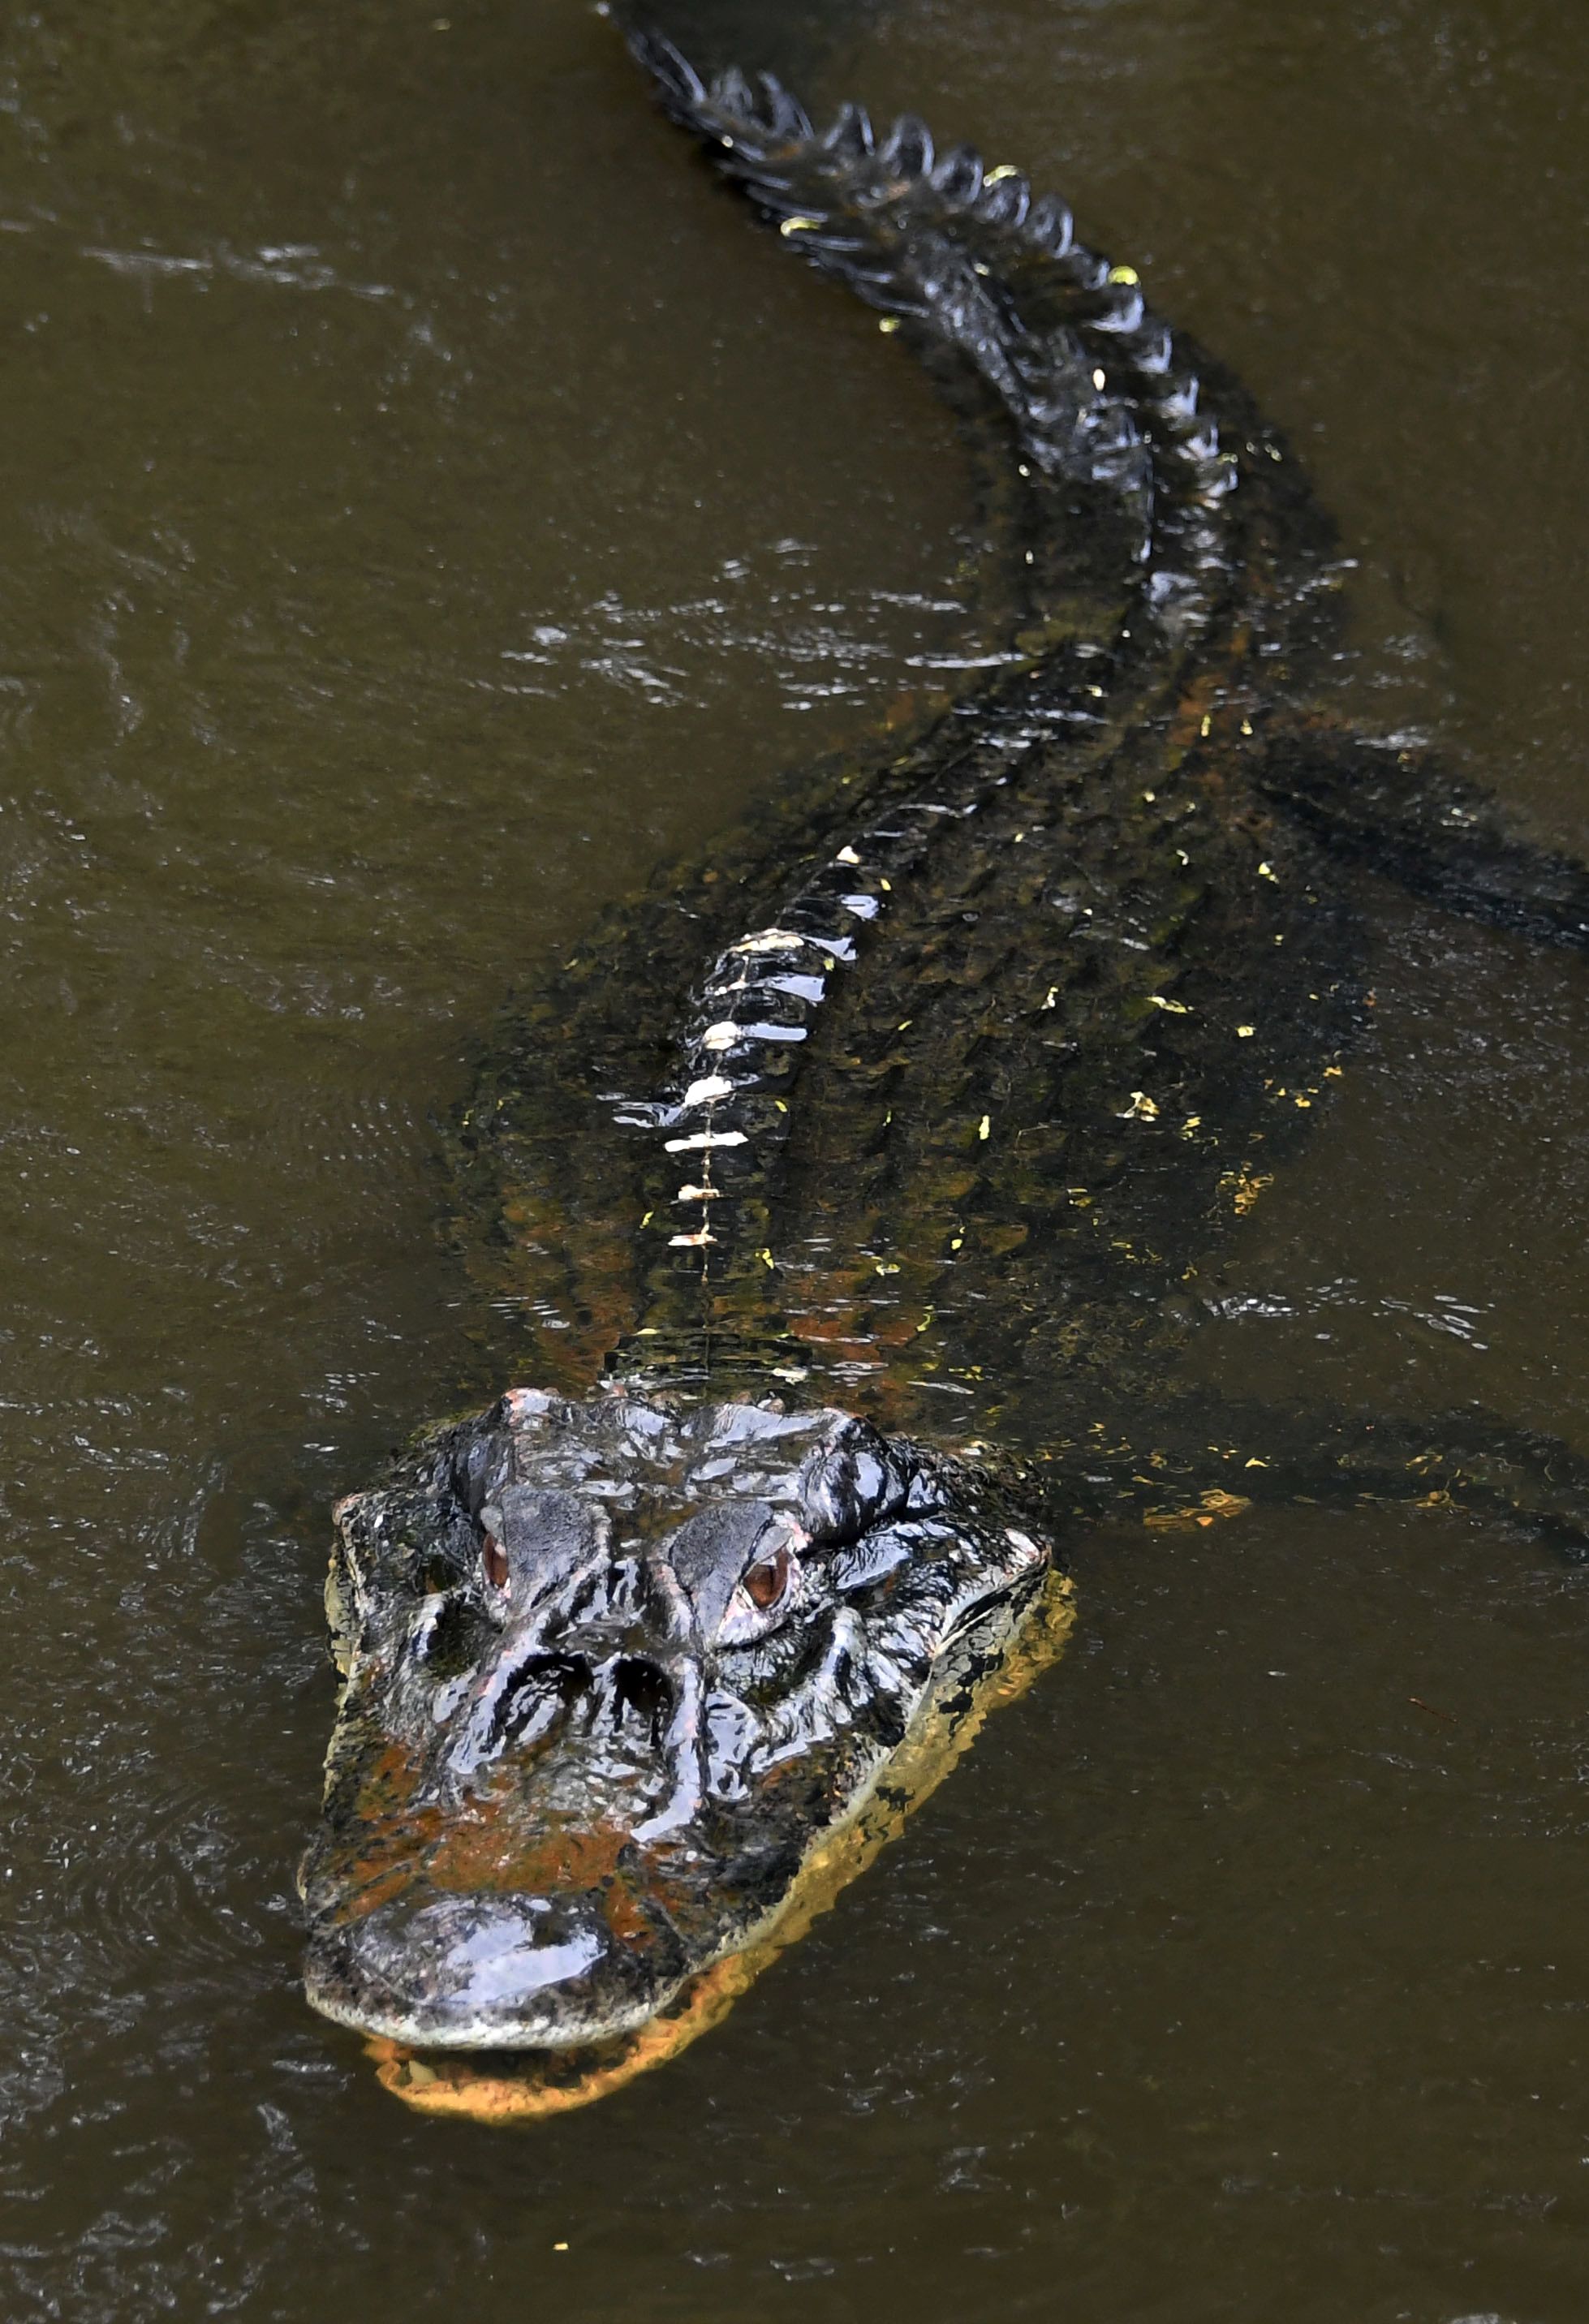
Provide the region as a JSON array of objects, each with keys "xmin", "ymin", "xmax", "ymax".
[
  {"xmin": 358, "ymin": 1564, "xmax": 1078, "ymax": 2124},
  {"xmin": 300, "ymin": 1385, "xmax": 1054, "ymax": 2069}
]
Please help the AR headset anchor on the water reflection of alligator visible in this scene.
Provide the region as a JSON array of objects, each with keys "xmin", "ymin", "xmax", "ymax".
[{"xmin": 299, "ymin": 32, "xmax": 1589, "ymax": 2119}]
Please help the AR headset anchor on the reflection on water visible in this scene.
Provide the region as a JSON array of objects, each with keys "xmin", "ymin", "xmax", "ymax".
[{"xmin": 0, "ymin": 1, "xmax": 1587, "ymax": 2318}]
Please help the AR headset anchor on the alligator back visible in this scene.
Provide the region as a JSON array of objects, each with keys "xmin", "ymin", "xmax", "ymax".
[{"xmin": 451, "ymin": 39, "xmax": 1362, "ymax": 1435}]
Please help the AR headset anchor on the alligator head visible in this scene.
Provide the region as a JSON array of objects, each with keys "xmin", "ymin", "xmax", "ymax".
[{"xmin": 299, "ymin": 1386, "xmax": 1050, "ymax": 2055}]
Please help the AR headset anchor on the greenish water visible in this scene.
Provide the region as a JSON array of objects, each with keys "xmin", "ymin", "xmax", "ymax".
[{"xmin": 2, "ymin": 2, "xmax": 1587, "ymax": 2318}]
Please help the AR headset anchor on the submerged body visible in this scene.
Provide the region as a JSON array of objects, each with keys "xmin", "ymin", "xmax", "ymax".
[{"xmin": 300, "ymin": 32, "xmax": 1589, "ymax": 2113}]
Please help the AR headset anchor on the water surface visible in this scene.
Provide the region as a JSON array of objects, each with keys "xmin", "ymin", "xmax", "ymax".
[{"xmin": 2, "ymin": 2, "xmax": 1587, "ymax": 2318}]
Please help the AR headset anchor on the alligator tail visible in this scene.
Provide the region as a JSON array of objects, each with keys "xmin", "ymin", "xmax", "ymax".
[{"xmin": 625, "ymin": 26, "xmax": 1240, "ymax": 635}]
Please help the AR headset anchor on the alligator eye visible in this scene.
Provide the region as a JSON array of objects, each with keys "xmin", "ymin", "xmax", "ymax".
[
  {"xmin": 481, "ymin": 1533, "xmax": 509, "ymax": 1592},
  {"xmin": 743, "ymin": 1544, "xmax": 790, "ymax": 1611}
]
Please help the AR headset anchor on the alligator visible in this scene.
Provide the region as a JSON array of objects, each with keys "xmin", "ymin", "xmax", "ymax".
[{"xmin": 298, "ymin": 28, "xmax": 1589, "ymax": 2122}]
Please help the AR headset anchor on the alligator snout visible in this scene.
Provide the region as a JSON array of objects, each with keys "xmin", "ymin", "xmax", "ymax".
[{"xmin": 305, "ymin": 1879, "xmax": 692, "ymax": 2051}]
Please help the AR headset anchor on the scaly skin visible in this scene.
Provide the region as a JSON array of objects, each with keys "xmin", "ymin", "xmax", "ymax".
[{"xmin": 301, "ymin": 34, "xmax": 1589, "ymax": 2111}]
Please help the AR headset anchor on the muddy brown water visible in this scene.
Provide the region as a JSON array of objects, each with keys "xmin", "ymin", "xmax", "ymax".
[{"xmin": 2, "ymin": 2, "xmax": 1587, "ymax": 2318}]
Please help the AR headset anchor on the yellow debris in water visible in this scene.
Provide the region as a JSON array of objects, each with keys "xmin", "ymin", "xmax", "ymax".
[
  {"xmin": 1143, "ymin": 1487, "xmax": 1253, "ymax": 1532},
  {"xmin": 1237, "ymin": 1024, "xmax": 1255, "ymax": 1038},
  {"xmin": 1108, "ymin": 264, "xmax": 1140, "ymax": 285},
  {"xmin": 978, "ymin": 1115, "xmax": 991, "ymax": 1140},
  {"xmin": 779, "ymin": 215, "xmax": 824, "ymax": 235},
  {"xmin": 879, "ymin": 317, "xmax": 900, "ymax": 334},
  {"xmin": 1219, "ymin": 1164, "xmax": 1274, "ymax": 1217}
]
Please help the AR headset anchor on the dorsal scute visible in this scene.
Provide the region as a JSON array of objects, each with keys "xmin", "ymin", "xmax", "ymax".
[
  {"xmin": 976, "ymin": 170, "xmax": 1031, "ymax": 229},
  {"xmin": 821, "ymin": 100, "xmax": 874, "ymax": 162},
  {"xmin": 1027, "ymin": 192, "xmax": 1075, "ymax": 256},
  {"xmin": 932, "ymin": 144, "xmax": 984, "ymax": 206},
  {"xmin": 878, "ymin": 113, "xmax": 935, "ymax": 179}
]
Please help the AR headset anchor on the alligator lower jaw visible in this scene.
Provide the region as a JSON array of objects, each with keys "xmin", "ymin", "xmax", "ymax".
[
  {"xmin": 301, "ymin": 1956, "xmax": 683, "ymax": 2055},
  {"xmin": 359, "ymin": 1569, "xmax": 1077, "ymax": 2125},
  {"xmin": 360, "ymin": 1942, "xmax": 773, "ymax": 2123}
]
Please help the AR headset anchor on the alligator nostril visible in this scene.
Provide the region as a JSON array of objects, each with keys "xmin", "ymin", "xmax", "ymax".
[
  {"xmin": 491, "ymin": 1653, "xmax": 592, "ymax": 1750},
  {"xmin": 418, "ymin": 1594, "xmax": 489, "ymax": 1674},
  {"xmin": 609, "ymin": 1657, "xmax": 674, "ymax": 1749}
]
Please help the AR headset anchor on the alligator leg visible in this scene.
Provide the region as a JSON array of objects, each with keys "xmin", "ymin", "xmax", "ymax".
[
  {"xmin": 1035, "ymin": 1396, "xmax": 1589, "ymax": 1562},
  {"xmin": 1255, "ymin": 724, "xmax": 1589, "ymax": 951}
]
